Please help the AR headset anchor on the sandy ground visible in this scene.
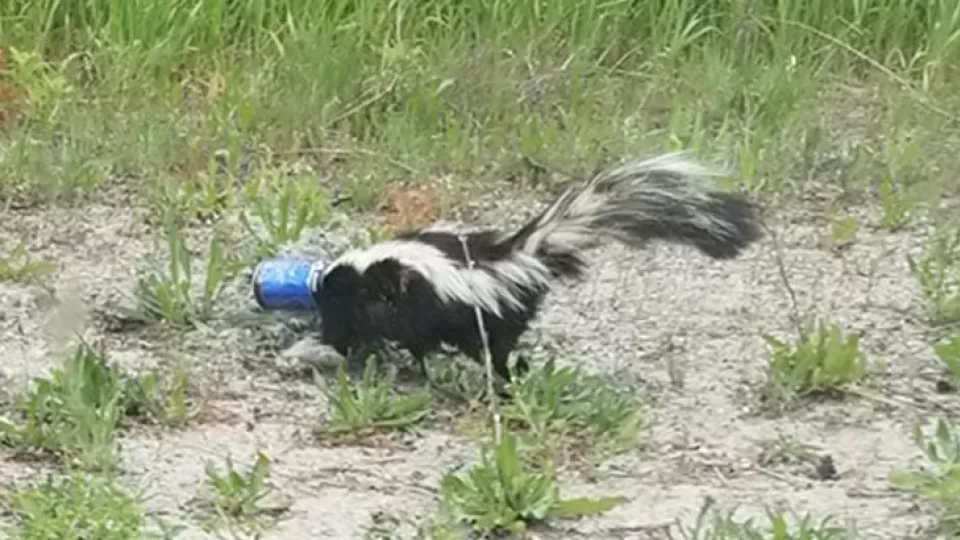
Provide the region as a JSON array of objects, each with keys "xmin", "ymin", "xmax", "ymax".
[{"xmin": 0, "ymin": 191, "xmax": 952, "ymax": 539}]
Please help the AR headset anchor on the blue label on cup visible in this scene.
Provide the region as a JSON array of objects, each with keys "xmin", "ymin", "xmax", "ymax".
[{"xmin": 252, "ymin": 258, "xmax": 324, "ymax": 311}]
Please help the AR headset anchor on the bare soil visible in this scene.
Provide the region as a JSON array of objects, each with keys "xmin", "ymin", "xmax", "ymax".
[{"xmin": 0, "ymin": 190, "xmax": 948, "ymax": 539}]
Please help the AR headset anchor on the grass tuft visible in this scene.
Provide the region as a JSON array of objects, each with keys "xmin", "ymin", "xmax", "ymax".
[
  {"xmin": 0, "ymin": 238, "xmax": 54, "ymax": 284},
  {"xmin": 125, "ymin": 216, "xmax": 240, "ymax": 328},
  {"xmin": 238, "ymin": 172, "xmax": 335, "ymax": 257},
  {"xmin": 933, "ymin": 332, "xmax": 960, "ymax": 392},
  {"xmin": 0, "ymin": 340, "xmax": 195, "ymax": 470},
  {"xmin": 146, "ymin": 174, "xmax": 235, "ymax": 228},
  {"xmin": 909, "ymin": 225, "xmax": 960, "ymax": 325},
  {"xmin": 5, "ymin": 472, "xmax": 161, "ymax": 540},
  {"xmin": 189, "ymin": 451, "xmax": 291, "ymax": 535},
  {"xmin": 436, "ymin": 433, "xmax": 627, "ymax": 536},
  {"xmin": 315, "ymin": 357, "xmax": 432, "ymax": 440},
  {"xmin": 761, "ymin": 319, "xmax": 868, "ymax": 409},
  {"xmin": 500, "ymin": 358, "xmax": 644, "ymax": 465},
  {"xmin": 677, "ymin": 497, "xmax": 854, "ymax": 539},
  {"xmin": 889, "ymin": 418, "xmax": 960, "ymax": 536}
]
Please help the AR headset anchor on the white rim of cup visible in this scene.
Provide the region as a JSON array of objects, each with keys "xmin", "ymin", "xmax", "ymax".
[{"xmin": 308, "ymin": 260, "xmax": 324, "ymax": 296}]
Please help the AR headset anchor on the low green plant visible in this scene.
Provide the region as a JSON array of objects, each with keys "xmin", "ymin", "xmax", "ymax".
[
  {"xmin": 0, "ymin": 238, "xmax": 54, "ymax": 284},
  {"xmin": 123, "ymin": 358, "xmax": 198, "ymax": 428},
  {"xmin": 876, "ymin": 175, "xmax": 915, "ymax": 231},
  {"xmin": 677, "ymin": 497, "xmax": 853, "ymax": 539},
  {"xmin": 756, "ymin": 432, "xmax": 819, "ymax": 468},
  {"xmin": 438, "ymin": 433, "xmax": 627, "ymax": 535},
  {"xmin": 127, "ymin": 216, "xmax": 240, "ymax": 327},
  {"xmin": 762, "ymin": 320, "xmax": 867, "ymax": 407},
  {"xmin": 889, "ymin": 419, "xmax": 960, "ymax": 536},
  {"xmin": 824, "ymin": 214, "xmax": 857, "ymax": 252},
  {"xmin": 0, "ymin": 341, "xmax": 127, "ymax": 470},
  {"xmin": 1, "ymin": 46, "xmax": 73, "ymax": 127},
  {"xmin": 146, "ymin": 173, "xmax": 234, "ymax": 227},
  {"xmin": 316, "ymin": 357, "xmax": 431, "ymax": 438},
  {"xmin": 5, "ymin": 472, "xmax": 158, "ymax": 540},
  {"xmin": 239, "ymin": 174, "xmax": 334, "ymax": 257},
  {"xmin": 191, "ymin": 451, "xmax": 290, "ymax": 535},
  {"xmin": 0, "ymin": 341, "xmax": 193, "ymax": 469},
  {"xmin": 933, "ymin": 333, "xmax": 960, "ymax": 390},
  {"xmin": 501, "ymin": 358, "xmax": 644, "ymax": 461},
  {"xmin": 909, "ymin": 227, "xmax": 960, "ymax": 325}
]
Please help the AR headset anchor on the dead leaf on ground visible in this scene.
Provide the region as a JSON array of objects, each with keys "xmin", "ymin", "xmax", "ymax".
[
  {"xmin": 0, "ymin": 46, "xmax": 25, "ymax": 128},
  {"xmin": 376, "ymin": 184, "xmax": 442, "ymax": 232}
]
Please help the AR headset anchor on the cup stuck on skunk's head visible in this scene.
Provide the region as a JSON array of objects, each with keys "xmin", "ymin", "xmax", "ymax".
[{"xmin": 252, "ymin": 257, "xmax": 325, "ymax": 312}]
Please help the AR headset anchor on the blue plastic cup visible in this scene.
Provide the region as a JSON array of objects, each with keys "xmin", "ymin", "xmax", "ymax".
[{"xmin": 252, "ymin": 257, "xmax": 325, "ymax": 312}]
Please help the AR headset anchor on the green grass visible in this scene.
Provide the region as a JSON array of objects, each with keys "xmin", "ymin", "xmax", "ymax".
[
  {"xmin": 145, "ymin": 173, "xmax": 235, "ymax": 228},
  {"xmin": 123, "ymin": 216, "xmax": 243, "ymax": 328},
  {"xmin": 909, "ymin": 225, "xmax": 960, "ymax": 325},
  {"xmin": 0, "ymin": 0, "xmax": 957, "ymax": 209},
  {"xmin": 4, "ymin": 472, "xmax": 162, "ymax": 540},
  {"xmin": 435, "ymin": 433, "xmax": 626, "ymax": 536},
  {"xmin": 760, "ymin": 319, "xmax": 869, "ymax": 410},
  {"xmin": 890, "ymin": 419, "xmax": 960, "ymax": 537},
  {"xmin": 500, "ymin": 358, "xmax": 644, "ymax": 466},
  {"xmin": 934, "ymin": 332, "xmax": 960, "ymax": 391},
  {"xmin": 0, "ymin": 340, "xmax": 195, "ymax": 470},
  {"xmin": 187, "ymin": 451, "xmax": 291, "ymax": 535},
  {"xmin": 0, "ymin": 238, "xmax": 54, "ymax": 284},
  {"xmin": 677, "ymin": 497, "xmax": 854, "ymax": 539},
  {"xmin": 238, "ymin": 171, "xmax": 336, "ymax": 257},
  {"xmin": 428, "ymin": 354, "xmax": 643, "ymax": 469},
  {"xmin": 314, "ymin": 356, "xmax": 432, "ymax": 440}
]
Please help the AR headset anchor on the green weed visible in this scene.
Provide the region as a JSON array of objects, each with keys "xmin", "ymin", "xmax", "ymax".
[
  {"xmin": 933, "ymin": 332, "xmax": 960, "ymax": 391},
  {"xmin": 0, "ymin": 46, "xmax": 72, "ymax": 126},
  {"xmin": 0, "ymin": 238, "xmax": 54, "ymax": 284},
  {"xmin": 315, "ymin": 357, "xmax": 431, "ymax": 439},
  {"xmin": 501, "ymin": 358, "xmax": 644, "ymax": 464},
  {"xmin": 890, "ymin": 419, "xmax": 960, "ymax": 536},
  {"xmin": 909, "ymin": 226, "xmax": 960, "ymax": 325},
  {"xmin": 437, "ymin": 433, "xmax": 626, "ymax": 535},
  {"xmin": 677, "ymin": 497, "xmax": 853, "ymax": 539},
  {"xmin": 0, "ymin": 341, "xmax": 128, "ymax": 470},
  {"xmin": 190, "ymin": 451, "xmax": 290, "ymax": 535},
  {"xmin": 125, "ymin": 216, "xmax": 241, "ymax": 328},
  {"xmin": 761, "ymin": 320, "xmax": 868, "ymax": 408},
  {"xmin": 757, "ymin": 433, "xmax": 819, "ymax": 469},
  {"xmin": 876, "ymin": 175, "xmax": 916, "ymax": 231},
  {"xmin": 238, "ymin": 172, "xmax": 334, "ymax": 257},
  {"xmin": 0, "ymin": 340, "xmax": 194, "ymax": 470},
  {"xmin": 146, "ymin": 173, "xmax": 235, "ymax": 227},
  {"xmin": 5, "ymin": 472, "xmax": 159, "ymax": 540},
  {"xmin": 123, "ymin": 358, "xmax": 198, "ymax": 428},
  {"xmin": 823, "ymin": 214, "xmax": 857, "ymax": 252}
]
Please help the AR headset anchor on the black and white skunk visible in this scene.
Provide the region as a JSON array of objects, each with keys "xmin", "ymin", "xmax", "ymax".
[{"xmin": 314, "ymin": 153, "xmax": 763, "ymax": 382}]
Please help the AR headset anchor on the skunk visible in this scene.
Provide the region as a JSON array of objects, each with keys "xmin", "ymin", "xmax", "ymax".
[{"xmin": 314, "ymin": 153, "xmax": 763, "ymax": 383}]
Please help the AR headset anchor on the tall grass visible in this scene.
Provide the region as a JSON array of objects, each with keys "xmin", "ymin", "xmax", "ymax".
[
  {"xmin": 0, "ymin": 0, "xmax": 957, "ymax": 202},
  {"xmin": 4, "ymin": 0, "xmax": 958, "ymax": 69}
]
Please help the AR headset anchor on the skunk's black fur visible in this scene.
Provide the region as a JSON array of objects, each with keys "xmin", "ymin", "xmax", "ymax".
[{"xmin": 314, "ymin": 153, "xmax": 763, "ymax": 382}]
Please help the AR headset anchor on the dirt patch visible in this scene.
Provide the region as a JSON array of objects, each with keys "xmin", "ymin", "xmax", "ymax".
[{"xmin": 0, "ymin": 192, "xmax": 947, "ymax": 539}]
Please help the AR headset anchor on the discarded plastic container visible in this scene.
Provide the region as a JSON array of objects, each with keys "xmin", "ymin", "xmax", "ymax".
[{"xmin": 252, "ymin": 257, "xmax": 325, "ymax": 312}]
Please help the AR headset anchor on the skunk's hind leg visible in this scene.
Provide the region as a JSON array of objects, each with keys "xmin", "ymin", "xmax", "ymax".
[
  {"xmin": 489, "ymin": 333, "xmax": 529, "ymax": 383},
  {"xmin": 460, "ymin": 325, "xmax": 529, "ymax": 390},
  {"xmin": 406, "ymin": 346, "xmax": 432, "ymax": 384}
]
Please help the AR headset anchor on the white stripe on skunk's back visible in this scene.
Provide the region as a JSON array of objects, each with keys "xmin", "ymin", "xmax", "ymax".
[{"xmin": 325, "ymin": 239, "xmax": 551, "ymax": 317}]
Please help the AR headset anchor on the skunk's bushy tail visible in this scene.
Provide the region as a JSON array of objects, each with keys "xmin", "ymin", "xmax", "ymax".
[{"xmin": 501, "ymin": 153, "xmax": 763, "ymax": 277}]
